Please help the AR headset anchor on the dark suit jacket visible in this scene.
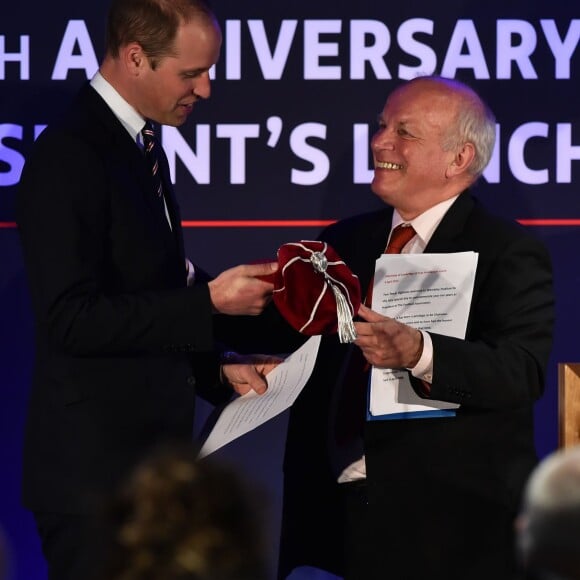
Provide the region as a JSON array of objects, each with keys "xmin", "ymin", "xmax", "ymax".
[
  {"xmin": 16, "ymin": 83, "xmax": 229, "ymax": 514},
  {"xmin": 218, "ymin": 192, "xmax": 554, "ymax": 580}
]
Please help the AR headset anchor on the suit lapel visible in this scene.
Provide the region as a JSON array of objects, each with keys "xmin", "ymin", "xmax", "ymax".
[
  {"xmin": 158, "ymin": 156, "xmax": 186, "ymax": 265},
  {"xmin": 424, "ymin": 191, "xmax": 475, "ymax": 253},
  {"xmin": 355, "ymin": 209, "xmax": 394, "ymax": 296},
  {"xmin": 83, "ymin": 85, "xmax": 186, "ymax": 266},
  {"xmin": 84, "ymin": 85, "xmax": 164, "ymax": 219}
]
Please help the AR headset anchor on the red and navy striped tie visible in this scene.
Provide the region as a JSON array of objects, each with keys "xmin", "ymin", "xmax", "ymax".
[{"xmin": 141, "ymin": 121, "xmax": 163, "ymax": 198}]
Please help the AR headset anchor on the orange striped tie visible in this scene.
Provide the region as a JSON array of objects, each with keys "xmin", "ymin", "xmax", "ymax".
[
  {"xmin": 365, "ymin": 223, "xmax": 416, "ymax": 307},
  {"xmin": 385, "ymin": 223, "xmax": 416, "ymax": 255}
]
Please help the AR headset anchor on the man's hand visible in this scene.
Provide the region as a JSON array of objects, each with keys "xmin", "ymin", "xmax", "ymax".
[
  {"xmin": 354, "ymin": 304, "xmax": 423, "ymax": 369},
  {"xmin": 221, "ymin": 353, "xmax": 283, "ymax": 396},
  {"xmin": 208, "ymin": 262, "xmax": 278, "ymax": 315}
]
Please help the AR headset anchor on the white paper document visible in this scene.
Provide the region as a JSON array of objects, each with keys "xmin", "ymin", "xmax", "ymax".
[
  {"xmin": 368, "ymin": 251, "xmax": 478, "ymax": 420},
  {"xmin": 199, "ymin": 334, "xmax": 321, "ymax": 457}
]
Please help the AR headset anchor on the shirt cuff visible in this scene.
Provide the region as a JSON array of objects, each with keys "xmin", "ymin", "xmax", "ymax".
[
  {"xmin": 185, "ymin": 259, "xmax": 196, "ymax": 287},
  {"xmin": 408, "ymin": 330, "xmax": 433, "ymax": 383}
]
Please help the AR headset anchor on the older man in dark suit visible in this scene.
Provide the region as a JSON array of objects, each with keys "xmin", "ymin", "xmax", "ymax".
[
  {"xmin": 16, "ymin": 1, "xmax": 277, "ymax": 578},
  {"xmin": 276, "ymin": 76, "xmax": 554, "ymax": 580},
  {"xmin": 217, "ymin": 75, "xmax": 555, "ymax": 580}
]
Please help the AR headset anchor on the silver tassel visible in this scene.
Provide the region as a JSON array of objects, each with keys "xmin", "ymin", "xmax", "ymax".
[
  {"xmin": 329, "ymin": 282, "xmax": 357, "ymax": 343},
  {"xmin": 310, "ymin": 249, "xmax": 357, "ymax": 343}
]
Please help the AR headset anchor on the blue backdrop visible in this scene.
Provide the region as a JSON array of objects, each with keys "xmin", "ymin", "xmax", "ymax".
[{"xmin": 1, "ymin": 1, "xmax": 579, "ymax": 579}]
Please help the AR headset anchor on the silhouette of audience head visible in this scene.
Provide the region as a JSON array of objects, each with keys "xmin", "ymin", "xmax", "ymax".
[
  {"xmin": 102, "ymin": 443, "xmax": 268, "ymax": 580},
  {"xmin": 517, "ymin": 445, "xmax": 580, "ymax": 580}
]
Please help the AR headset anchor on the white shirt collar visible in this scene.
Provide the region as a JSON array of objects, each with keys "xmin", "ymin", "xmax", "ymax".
[
  {"xmin": 90, "ymin": 71, "xmax": 146, "ymax": 143},
  {"xmin": 391, "ymin": 195, "xmax": 460, "ymax": 249}
]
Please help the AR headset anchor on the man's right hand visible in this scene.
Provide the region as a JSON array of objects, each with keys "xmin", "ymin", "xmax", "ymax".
[{"xmin": 208, "ymin": 262, "xmax": 278, "ymax": 315}]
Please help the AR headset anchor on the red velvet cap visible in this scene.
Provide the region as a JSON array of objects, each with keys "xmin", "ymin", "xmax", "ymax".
[{"xmin": 268, "ymin": 241, "xmax": 361, "ymax": 343}]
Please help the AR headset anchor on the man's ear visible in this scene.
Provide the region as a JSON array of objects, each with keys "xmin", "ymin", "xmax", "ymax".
[
  {"xmin": 446, "ymin": 142, "xmax": 475, "ymax": 178},
  {"xmin": 123, "ymin": 43, "xmax": 146, "ymax": 75}
]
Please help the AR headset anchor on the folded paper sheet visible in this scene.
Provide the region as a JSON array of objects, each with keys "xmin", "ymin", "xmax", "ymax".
[
  {"xmin": 199, "ymin": 335, "xmax": 321, "ymax": 457},
  {"xmin": 368, "ymin": 251, "xmax": 478, "ymax": 420}
]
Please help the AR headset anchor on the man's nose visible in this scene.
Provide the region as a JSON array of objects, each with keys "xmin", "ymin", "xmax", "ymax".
[
  {"xmin": 372, "ymin": 127, "xmax": 395, "ymax": 151},
  {"xmin": 193, "ymin": 72, "xmax": 211, "ymax": 99}
]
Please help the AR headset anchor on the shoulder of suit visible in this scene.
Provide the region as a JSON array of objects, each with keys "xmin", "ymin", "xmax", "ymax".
[
  {"xmin": 325, "ymin": 208, "xmax": 392, "ymax": 235},
  {"xmin": 464, "ymin": 196, "xmax": 545, "ymax": 253}
]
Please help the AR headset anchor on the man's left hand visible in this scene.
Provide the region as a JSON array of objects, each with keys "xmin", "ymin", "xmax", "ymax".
[
  {"xmin": 354, "ymin": 304, "xmax": 423, "ymax": 369},
  {"xmin": 221, "ymin": 353, "xmax": 283, "ymax": 395}
]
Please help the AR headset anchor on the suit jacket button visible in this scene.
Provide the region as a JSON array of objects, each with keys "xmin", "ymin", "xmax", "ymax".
[{"xmin": 187, "ymin": 376, "xmax": 196, "ymax": 387}]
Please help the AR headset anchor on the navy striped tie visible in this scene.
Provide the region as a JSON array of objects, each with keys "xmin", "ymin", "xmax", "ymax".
[{"xmin": 141, "ymin": 121, "xmax": 164, "ymax": 198}]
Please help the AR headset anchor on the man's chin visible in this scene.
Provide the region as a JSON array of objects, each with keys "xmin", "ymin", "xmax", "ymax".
[
  {"xmin": 370, "ymin": 182, "xmax": 396, "ymax": 205},
  {"xmin": 167, "ymin": 114, "xmax": 188, "ymax": 128}
]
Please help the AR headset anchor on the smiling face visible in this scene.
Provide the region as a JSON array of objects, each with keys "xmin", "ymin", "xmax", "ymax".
[
  {"xmin": 370, "ymin": 79, "xmax": 473, "ymax": 220},
  {"xmin": 131, "ymin": 16, "xmax": 222, "ymax": 126}
]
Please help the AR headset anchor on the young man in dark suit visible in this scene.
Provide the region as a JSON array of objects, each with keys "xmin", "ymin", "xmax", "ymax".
[{"xmin": 16, "ymin": 1, "xmax": 278, "ymax": 578}]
